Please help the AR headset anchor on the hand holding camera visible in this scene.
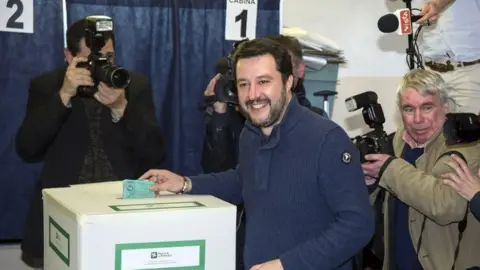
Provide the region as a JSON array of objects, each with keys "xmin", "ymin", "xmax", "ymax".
[
  {"xmin": 59, "ymin": 57, "xmax": 94, "ymax": 104},
  {"xmin": 94, "ymin": 82, "xmax": 127, "ymax": 114},
  {"xmin": 59, "ymin": 16, "xmax": 131, "ymax": 115},
  {"xmin": 362, "ymin": 153, "xmax": 392, "ymax": 180},
  {"xmin": 204, "ymin": 74, "xmax": 227, "ymax": 113},
  {"xmin": 202, "ymin": 39, "xmax": 249, "ymax": 112},
  {"xmin": 345, "ymin": 91, "xmax": 394, "ymax": 163}
]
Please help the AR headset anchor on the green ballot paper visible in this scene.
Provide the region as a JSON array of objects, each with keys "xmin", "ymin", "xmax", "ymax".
[{"xmin": 122, "ymin": 179, "xmax": 155, "ymax": 199}]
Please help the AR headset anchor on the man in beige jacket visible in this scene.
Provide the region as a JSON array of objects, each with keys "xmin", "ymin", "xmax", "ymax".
[{"xmin": 362, "ymin": 68, "xmax": 480, "ymax": 270}]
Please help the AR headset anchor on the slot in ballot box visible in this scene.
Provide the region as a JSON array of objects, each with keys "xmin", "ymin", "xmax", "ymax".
[{"xmin": 43, "ymin": 181, "xmax": 236, "ymax": 270}]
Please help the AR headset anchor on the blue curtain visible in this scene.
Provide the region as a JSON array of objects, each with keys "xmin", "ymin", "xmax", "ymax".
[
  {"xmin": 66, "ymin": 0, "xmax": 281, "ymax": 175},
  {"xmin": 0, "ymin": 1, "xmax": 65, "ymax": 239},
  {"xmin": 0, "ymin": 0, "xmax": 280, "ymax": 240}
]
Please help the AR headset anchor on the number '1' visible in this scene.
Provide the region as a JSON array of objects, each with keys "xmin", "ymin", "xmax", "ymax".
[{"xmin": 235, "ymin": 9, "xmax": 247, "ymax": 38}]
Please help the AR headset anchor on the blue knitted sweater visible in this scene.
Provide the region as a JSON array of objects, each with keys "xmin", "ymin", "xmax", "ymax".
[{"xmin": 190, "ymin": 97, "xmax": 374, "ymax": 270}]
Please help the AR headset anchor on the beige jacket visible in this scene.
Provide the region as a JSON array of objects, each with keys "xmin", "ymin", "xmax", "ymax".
[{"xmin": 373, "ymin": 127, "xmax": 480, "ymax": 270}]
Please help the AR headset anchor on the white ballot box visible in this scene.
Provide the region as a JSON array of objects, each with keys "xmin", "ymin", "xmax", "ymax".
[{"xmin": 43, "ymin": 181, "xmax": 236, "ymax": 270}]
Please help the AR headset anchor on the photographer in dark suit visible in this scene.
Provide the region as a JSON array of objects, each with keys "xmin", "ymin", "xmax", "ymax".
[{"xmin": 15, "ymin": 17, "xmax": 165, "ymax": 268}]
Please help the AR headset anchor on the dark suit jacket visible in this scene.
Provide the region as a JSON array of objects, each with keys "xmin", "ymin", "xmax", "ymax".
[{"xmin": 15, "ymin": 68, "xmax": 165, "ymax": 265}]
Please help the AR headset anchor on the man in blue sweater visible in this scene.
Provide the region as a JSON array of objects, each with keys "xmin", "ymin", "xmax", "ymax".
[{"xmin": 140, "ymin": 38, "xmax": 374, "ymax": 270}]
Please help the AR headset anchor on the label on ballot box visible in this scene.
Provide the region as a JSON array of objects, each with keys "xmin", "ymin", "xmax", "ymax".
[
  {"xmin": 122, "ymin": 179, "xmax": 155, "ymax": 199},
  {"xmin": 109, "ymin": 201, "xmax": 205, "ymax": 211},
  {"xmin": 114, "ymin": 240, "xmax": 206, "ymax": 270}
]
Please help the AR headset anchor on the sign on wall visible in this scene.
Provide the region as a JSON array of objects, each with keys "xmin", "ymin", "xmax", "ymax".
[
  {"xmin": 0, "ymin": 0, "xmax": 34, "ymax": 33},
  {"xmin": 225, "ymin": 0, "xmax": 258, "ymax": 41}
]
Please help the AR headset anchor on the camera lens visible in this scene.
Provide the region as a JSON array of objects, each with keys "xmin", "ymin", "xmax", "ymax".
[
  {"xmin": 99, "ymin": 64, "xmax": 130, "ymax": 89},
  {"xmin": 109, "ymin": 67, "xmax": 130, "ymax": 89}
]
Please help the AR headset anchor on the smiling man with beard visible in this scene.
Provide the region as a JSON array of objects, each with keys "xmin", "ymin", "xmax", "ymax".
[
  {"xmin": 139, "ymin": 38, "xmax": 374, "ymax": 270},
  {"xmin": 237, "ymin": 60, "xmax": 288, "ymax": 131}
]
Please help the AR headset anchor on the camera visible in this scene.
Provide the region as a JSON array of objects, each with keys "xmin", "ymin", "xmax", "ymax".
[
  {"xmin": 76, "ymin": 15, "xmax": 131, "ymax": 97},
  {"xmin": 204, "ymin": 39, "xmax": 250, "ymax": 106},
  {"xmin": 345, "ymin": 91, "xmax": 394, "ymax": 163},
  {"xmin": 443, "ymin": 113, "xmax": 480, "ymax": 145}
]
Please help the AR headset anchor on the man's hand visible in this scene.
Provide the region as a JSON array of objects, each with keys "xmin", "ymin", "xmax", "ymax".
[
  {"xmin": 417, "ymin": 0, "xmax": 454, "ymax": 25},
  {"xmin": 361, "ymin": 154, "xmax": 392, "ymax": 179},
  {"xmin": 139, "ymin": 169, "xmax": 186, "ymax": 194},
  {"xmin": 417, "ymin": 2, "xmax": 439, "ymax": 25},
  {"xmin": 60, "ymin": 57, "xmax": 94, "ymax": 105},
  {"xmin": 204, "ymin": 73, "xmax": 221, "ymax": 97},
  {"xmin": 250, "ymin": 259, "xmax": 283, "ymax": 270},
  {"xmin": 94, "ymin": 82, "xmax": 128, "ymax": 116},
  {"xmin": 365, "ymin": 176, "xmax": 377, "ymax": 186},
  {"xmin": 204, "ymin": 73, "xmax": 227, "ymax": 113},
  {"xmin": 442, "ymin": 154, "xmax": 480, "ymax": 201}
]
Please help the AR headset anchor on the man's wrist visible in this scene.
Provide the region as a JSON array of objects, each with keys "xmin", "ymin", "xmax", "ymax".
[
  {"xmin": 111, "ymin": 100, "xmax": 127, "ymax": 118},
  {"xmin": 59, "ymin": 90, "xmax": 73, "ymax": 107},
  {"xmin": 378, "ymin": 156, "xmax": 397, "ymax": 180},
  {"xmin": 177, "ymin": 176, "xmax": 192, "ymax": 194},
  {"xmin": 213, "ymin": 102, "xmax": 228, "ymax": 114}
]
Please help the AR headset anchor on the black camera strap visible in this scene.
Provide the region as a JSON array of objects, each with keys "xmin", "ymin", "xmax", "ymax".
[{"xmin": 415, "ymin": 151, "xmax": 469, "ymax": 270}]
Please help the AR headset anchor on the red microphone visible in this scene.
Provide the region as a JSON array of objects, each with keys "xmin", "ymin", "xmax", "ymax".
[{"xmin": 378, "ymin": 8, "xmax": 422, "ymax": 35}]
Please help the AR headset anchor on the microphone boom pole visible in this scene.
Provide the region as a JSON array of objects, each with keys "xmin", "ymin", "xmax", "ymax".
[{"xmin": 404, "ymin": 0, "xmax": 416, "ymax": 70}]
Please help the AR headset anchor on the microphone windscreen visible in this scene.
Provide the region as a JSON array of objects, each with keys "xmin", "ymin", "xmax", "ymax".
[
  {"xmin": 216, "ymin": 57, "xmax": 229, "ymax": 74},
  {"xmin": 378, "ymin": 13, "xmax": 399, "ymax": 33}
]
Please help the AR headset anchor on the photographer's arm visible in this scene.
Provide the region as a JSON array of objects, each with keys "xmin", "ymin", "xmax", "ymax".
[
  {"xmin": 202, "ymin": 110, "xmax": 232, "ymax": 170},
  {"xmin": 379, "ymin": 155, "xmax": 470, "ymax": 225},
  {"xmin": 193, "ymin": 127, "xmax": 245, "ymax": 204},
  {"xmin": 202, "ymin": 103, "xmax": 244, "ymax": 172},
  {"xmin": 16, "ymin": 77, "xmax": 71, "ymax": 162}
]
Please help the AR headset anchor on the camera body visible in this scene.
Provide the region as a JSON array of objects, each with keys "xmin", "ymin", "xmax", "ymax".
[
  {"xmin": 76, "ymin": 15, "xmax": 131, "ymax": 97},
  {"xmin": 205, "ymin": 39, "xmax": 249, "ymax": 106},
  {"xmin": 353, "ymin": 130, "xmax": 393, "ymax": 163},
  {"xmin": 212, "ymin": 72, "xmax": 237, "ymax": 105},
  {"xmin": 443, "ymin": 113, "xmax": 480, "ymax": 145},
  {"xmin": 345, "ymin": 91, "xmax": 394, "ymax": 163}
]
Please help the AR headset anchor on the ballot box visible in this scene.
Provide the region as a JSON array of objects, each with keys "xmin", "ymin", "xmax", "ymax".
[{"xmin": 43, "ymin": 181, "xmax": 236, "ymax": 270}]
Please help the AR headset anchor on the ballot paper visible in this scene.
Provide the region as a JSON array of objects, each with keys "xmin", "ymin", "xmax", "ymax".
[{"xmin": 122, "ymin": 179, "xmax": 155, "ymax": 199}]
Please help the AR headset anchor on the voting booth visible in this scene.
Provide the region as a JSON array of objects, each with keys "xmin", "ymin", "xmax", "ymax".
[
  {"xmin": 0, "ymin": 0, "xmax": 282, "ymax": 241},
  {"xmin": 43, "ymin": 181, "xmax": 236, "ymax": 270}
]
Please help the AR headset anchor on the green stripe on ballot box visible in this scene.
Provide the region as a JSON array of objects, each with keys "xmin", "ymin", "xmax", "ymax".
[
  {"xmin": 48, "ymin": 216, "xmax": 71, "ymax": 266},
  {"xmin": 109, "ymin": 201, "xmax": 205, "ymax": 212},
  {"xmin": 115, "ymin": 240, "xmax": 206, "ymax": 270}
]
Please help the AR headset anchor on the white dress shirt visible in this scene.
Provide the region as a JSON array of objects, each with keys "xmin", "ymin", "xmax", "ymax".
[{"xmin": 413, "ymin": 0, "xmax": 480, "ymax": 62}]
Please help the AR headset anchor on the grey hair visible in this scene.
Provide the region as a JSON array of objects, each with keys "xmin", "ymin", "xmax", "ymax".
[{"xmin": 396, "ymin": 68, "xmax": 450, "ymax": 107}]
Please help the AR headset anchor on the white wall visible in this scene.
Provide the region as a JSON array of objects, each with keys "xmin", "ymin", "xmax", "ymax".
[{"xmin": 283, "ymin": 0, "xmax": 412, "ymax": 136}]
